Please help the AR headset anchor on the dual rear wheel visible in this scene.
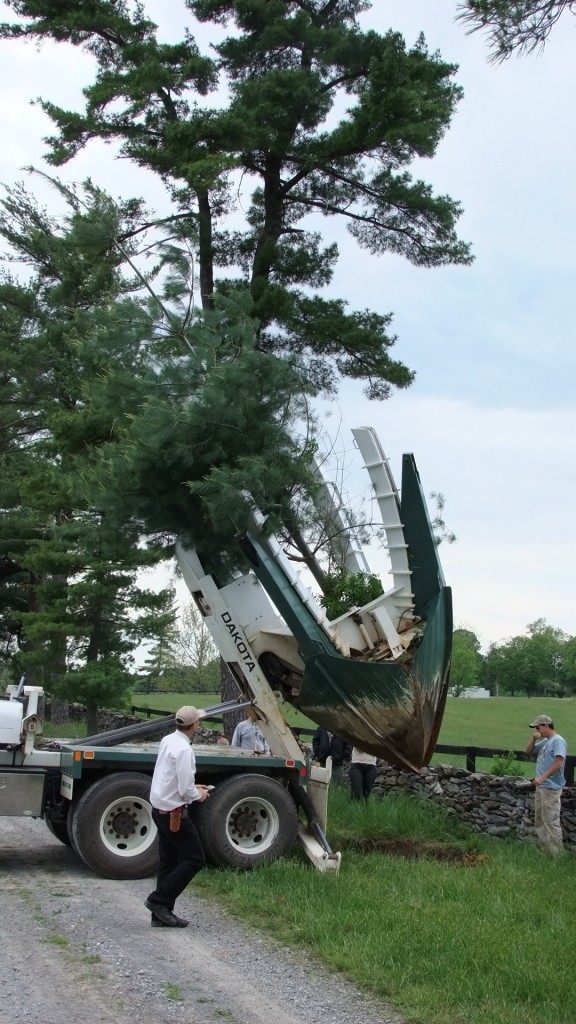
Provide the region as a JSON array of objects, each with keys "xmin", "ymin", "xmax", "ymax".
[{"xmin": 44, "ymin": 772, "xmax": 298, "ymax": 879}]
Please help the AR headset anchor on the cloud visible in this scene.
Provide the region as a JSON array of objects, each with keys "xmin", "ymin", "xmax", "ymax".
[{"xmin": 319, "ymin": 390, "xmax": 576, "ymax": 648}]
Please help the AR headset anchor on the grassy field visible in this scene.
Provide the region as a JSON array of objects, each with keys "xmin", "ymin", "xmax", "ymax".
[
  {"xmin": 430, "ymin": 696, "xmax": 575, "ymax": 775},
  {"xmin": 43, "ymin": 693, "xmax": 575, "ymax": 1022},
  {"xmin": 436, "ymin": 696, "xmax": 575, "ymax": 749},
  {"xmin": 194, "ymin": 788, "xmax": 576, "ymax": 1024},
  {"xmin": 46, "ymin": 692, "xmax": 574, "ymax": 767},
  {"xmin": 131, "ymin": 692, "xmax": 576, "ymax": 741},
  {"xmin": 130, "ymin": 690, "xmax": 316, "ymax": 732},
  {"xmin": 130, "ymin": 691, "xmax": 575, "ymax": 752}
]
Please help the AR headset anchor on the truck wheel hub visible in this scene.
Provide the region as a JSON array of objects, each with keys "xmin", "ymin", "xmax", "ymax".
[
  {"xmin": 230, "ymin": 805, "xmax": 260, "ymax": 838},
  {"xmin": 106, "ymin": 806, "xmax": 137, "ymax": 837}
]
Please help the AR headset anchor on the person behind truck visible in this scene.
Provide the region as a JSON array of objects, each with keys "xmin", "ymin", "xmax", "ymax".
[
  {"xmin": 312, "ymin": 726, "xmax": 352, "ymax": 783},
  {"xmin": 231, "ymin": 706, "xmax": 271, "ymax": 754},
  {"xmin": 348, "ymin": 746, "xmax": 378, "ymax": 801},
  {"xmin": 144, "ymin": 706, "xmax": 211, "ymax": 928}
]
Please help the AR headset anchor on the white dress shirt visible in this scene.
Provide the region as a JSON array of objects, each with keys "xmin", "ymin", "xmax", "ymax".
[{"xmin": 150, "ymin": 730, "xmax": 201, "ymax": 810}]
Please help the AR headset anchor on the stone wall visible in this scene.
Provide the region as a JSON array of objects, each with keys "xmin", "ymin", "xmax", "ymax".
[
  {"xmin": 373, "ymin": 762, "xmax": 576, "ymax": 850},
  {"xmin": 44, "ymin": 701, "xmax": 146, "ymax": 732}
]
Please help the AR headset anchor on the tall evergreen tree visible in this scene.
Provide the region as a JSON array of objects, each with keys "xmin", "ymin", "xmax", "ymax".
[
  {"xmin": 1, "ymin": 1, "xmax": 478, "ymax": 713},
  {"xmin": 0, "ymin": 182, "xmax": 177, "ymax": 726},
  {"xmin": 1, "ymin": 0, "xmax": 472, "ymax": 399},
  {"xmin": 0, "ymin": 178, "xmax": 323, "ymax": 718}
]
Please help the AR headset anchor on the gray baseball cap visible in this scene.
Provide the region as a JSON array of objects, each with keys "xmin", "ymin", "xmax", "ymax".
[{"xmin": 529, "ymin": 715, "xmax": 553, "ymax": 728}]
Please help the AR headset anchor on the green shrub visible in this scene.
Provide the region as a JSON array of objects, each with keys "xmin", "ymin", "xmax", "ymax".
[
  {"xmin": 490, "ymin": 750, "xmax": 524, "ymax": 777},
  {"xmin": 320, "ymin": 569, "xmax": 383, "ymax": 620}
]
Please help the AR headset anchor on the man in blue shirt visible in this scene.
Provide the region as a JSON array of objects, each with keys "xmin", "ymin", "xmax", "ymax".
[
  {"xmin": 525, "ymin": 714, "xmax": 567, "ymax": 855},
  {"xmin": 231, "ymin": 707, "xmax": 270, "ymax": 755}
]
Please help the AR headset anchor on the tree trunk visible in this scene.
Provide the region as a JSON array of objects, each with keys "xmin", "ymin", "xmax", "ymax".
[
  {"xmin": 197, "ymin": 186, "xmax": 215, "ymax": 310},
  {"xmin": 50, "ymin": 696, "xmax": 69, "ymax": 726},
  {"xmin": 86, "ymin": 699, "xmax": 99, "ymax": 736},
  {"xmin": 220, "ymin": 657, "xmax": 244, "ymax": 741}
]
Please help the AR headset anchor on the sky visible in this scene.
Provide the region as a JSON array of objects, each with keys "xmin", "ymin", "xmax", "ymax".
[{"xmin": 0, "ymin": 1, "xmax": 575, "ymax": 652}]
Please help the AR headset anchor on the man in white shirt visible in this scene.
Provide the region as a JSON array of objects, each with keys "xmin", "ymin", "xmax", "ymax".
[{"xmin": 144, "ymin": 706, "xmax": 211, "ymax": 928}]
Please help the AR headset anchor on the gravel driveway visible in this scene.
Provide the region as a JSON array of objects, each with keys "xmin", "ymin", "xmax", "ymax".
[{"xmin": 0, "ymin": 816, "xmax": 404, "ymax": 1024}]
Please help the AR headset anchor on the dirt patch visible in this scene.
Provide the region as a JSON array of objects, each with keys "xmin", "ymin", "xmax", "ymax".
[{"xmin": 346, "ymin": 836, "xmax": 488, "ymax": 865}]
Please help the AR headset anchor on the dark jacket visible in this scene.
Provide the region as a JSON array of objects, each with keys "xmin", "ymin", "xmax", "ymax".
[{"xmin": 312, "ymin": 727, "xmax": 352, "ymax": 766}]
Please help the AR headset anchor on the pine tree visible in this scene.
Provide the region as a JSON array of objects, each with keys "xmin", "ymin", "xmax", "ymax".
[
  {"xmin": 0, "ymin": 181, "xmax": 176, "ymax": 725},
  {"xmin": 0, "ymin": 2, "xmax": 479, "ymax": 712},
  {"xmin": 1, "ymin": 0, "xmax": 472, "ymax": 399},
  {"xmin": 0, "ymin": 178, "xmax": 320, "ymax": 717}
]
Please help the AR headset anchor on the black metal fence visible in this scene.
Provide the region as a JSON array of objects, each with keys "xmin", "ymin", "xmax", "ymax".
[{"xmin": 432, "ymin": 744, "xmax": 575, "ymax": 786}]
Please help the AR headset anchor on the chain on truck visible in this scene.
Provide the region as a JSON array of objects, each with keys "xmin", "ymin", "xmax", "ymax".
[{"xmin": 0, "ymin": 427, "xmax": 452, "ymax": 880}]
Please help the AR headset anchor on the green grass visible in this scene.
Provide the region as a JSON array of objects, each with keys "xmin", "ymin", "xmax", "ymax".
[
  {"xmin": 437, "ymin": 696, "xmax": 575, "ymax": 749},
  {"xmin": 162, "ymin": 982, "xmax": 183, "ymax": 1002},
  {"xmin": 131, "ymin": 690, "xmax": 315, "ymax": 731},
  {"xmin": 193, "ymin": 788, "xmax": 576, "ymax": 1024},
  {"xmin": 431, "ymin": 696, "xmax": 576, "ymax": 775},
  {"xmin": 42, "ymin": 934, "xmax": 69, "ymax": 947},
  {"xmin": 43, "ymin": 719, "xmax": 87, "ymax": 738},
  {"xmin": 131, "ymin": 692, "xmax": 576, "ymax": 748},
  {"xmin": 328, "ymin": 784, "xmax": 473, "ymax": 846},
  {"xmin": 131, "ymin": 691, "xmax": 220, "ymax": 712},
  {"xmin": 44, "ymin": 693, "xmax": 575, "ymax": 766}
]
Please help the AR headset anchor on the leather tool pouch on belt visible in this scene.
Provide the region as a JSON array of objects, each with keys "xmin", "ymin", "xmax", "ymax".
[{"xmin": 169, "ymin": 805, "xmax": 183, "ymax": 832}]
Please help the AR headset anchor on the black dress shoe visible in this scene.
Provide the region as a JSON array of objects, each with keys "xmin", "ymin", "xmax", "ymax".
[
  {"xmin": 151, "ymin": 914, "xmax": 168, "ymax": 927},
  {"xmin": 170, "ymin": 911, "xmax": 189, "ymax": 926},
  {"xmin": 151, "ymin": 912, "xmax": 189, "ymax": 928},
  {"xmin": 144, "ymin": 899, "xmax": 188, "ymax": 927}
]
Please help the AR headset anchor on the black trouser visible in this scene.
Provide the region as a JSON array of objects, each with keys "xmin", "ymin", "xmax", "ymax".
[
  {"xmin": 147, "ymin": 806, "xmax": 206, "ymax": 911},
  {"xmin": 349, "ymin": 763, "xmax": 378, "ymax": 801}
]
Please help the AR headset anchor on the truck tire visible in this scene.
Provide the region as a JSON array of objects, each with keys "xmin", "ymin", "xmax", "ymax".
[
  {"xmin": 196, "ymin": 774, "xmax": 298, "ymax": 869},
  {"xmin": 69, "ymin": 772, "xmax": 159, "ymax": 880},
  {"xmin": 45, "ymin": 811, "xmax": 72, "ymax": 847}
]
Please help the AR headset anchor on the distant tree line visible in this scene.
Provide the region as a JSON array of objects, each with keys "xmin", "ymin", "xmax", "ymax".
[
  {"xmin": 136, "ymin": 602, "xmax": 220, "ymax": 695},
  {"xmin": 451, "ymin": 619, "xmax": 576, "ymax": 698}
]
